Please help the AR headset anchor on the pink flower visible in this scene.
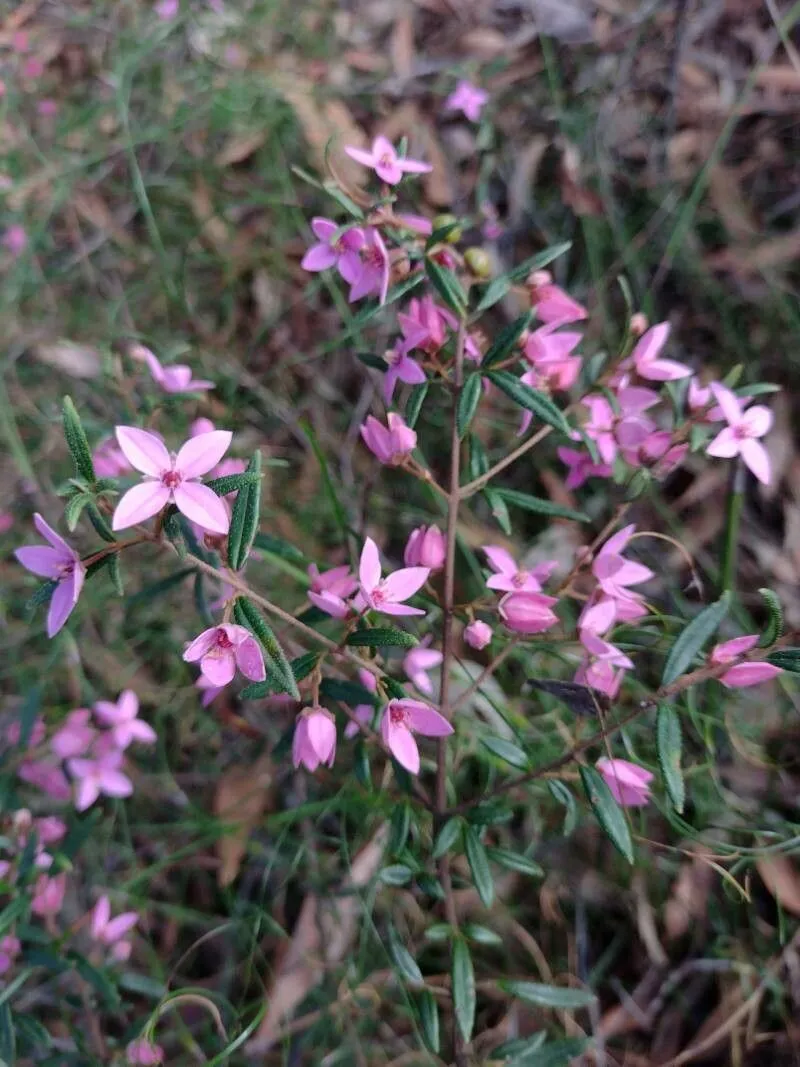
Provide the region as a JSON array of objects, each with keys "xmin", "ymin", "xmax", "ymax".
[
  {"xmin": 592, "ymin": 524, "xmax": 653, "ymax": 603},
  {"xmin": 293, "ymin": 706, "xmax": 337, "ymax": 771},
  {"xmin": 382, "ymin": 344, "xmax": 426, "ymax": 403},
  {"xmin": 394, "ymin": 213, "xmax": 433, "ymax": 236},
  {"xmin": 6, "ymin": 717, "xmax": 46, "ymax": 748},
  {"xmin": 93, "ymin": 438, "xmax": 131, "ymax": 478},
  {"xmin": 37, "ymin": 100, "xmax": 58, "ymax": 117},
  {"xmin": 0, "ymin": 511, "xmax": 13, "ymax": 534},
  {"xmin": 344, "ymin": 136, "xmax": 432, "ymax": 185},
  {"xmin": 688, "ymin": 379, "xmax": 714, "ymax": 413},
  {"xmin": 575, "ymin": 658, "xmax": 624, "ymax": 699},
  {"xmin": 557, "ymin": 446, "xmax": 613, "ymax": 489},
  {"xmin": 404, "ymin": 525, "xmax": 446, "ymax": 570},
  {"xmin": 111, "ymin": 426, "xmax": 232, "ymax": 533},
  {"xmin": 36, "ymin": 817, "xmax": 67, "ymax": 845},
  {"xmin": 630, "ymin": 322, "xmax": 691, "ymax": 382},
  {"xmin": 579, "ymin": 588, "xmax": 647, "ymax": 636},
  {"xmin": 597, "ymin": 758, "xmax": 653, "ymax": 807},
  {"xmin": 380, "ymin": 699, "xmax": 453, "ymax": 775},
  {"xmin": 196, "ymin": 676, "xmax": 224, "ymax": 707},
  {"xmin": 499, "ymin": 591, "xmax": 559, "ymax": 634},
  {"xmin": 709, "ymin": 634, "xmax": 782, "ymax": 688},
  {"xmin": 308, "ymin": 563, "xmax": 358, "ymax": 618},
  {"xmin": 706, "ymin": 383, "xmax": 773, "ymax": 485},
  {"xmin": 528, "ymin": 271, "xmax": 587, "ymax": 326},
  {"xmin": 131, "ymin": 344, "xmax": 213, "ymax": 394},
  {"xmin": 15, "ymin": 513, "xmax": 85, "ymax": 637},
  {"xmin": 344, "ymin": 669, "xmax": 378, "ymax": 740},
  {"xmin": 0, "ymin": 936, "xmax": 20, "ymax": 975},
  {"xmin": 90, "ymin": 894, "xmax": 138, "ymax": 959},
  {"xmin": 2, "ymin": 225, "xmax": 27, "ymax": 256},
  {"xmin": 348, "ymin": 227, "xmax": 390, "ymax": 305},
  {"xmin": 580, "ymin": 631, "xmax": 634, "ymax": 668},
  {"xmin": 464, "ymin": 620, "xmax": 492, "ymax": 650},
  {"xmin": 403, "ymin": 642, "xmax": 443, "ymax": 696},
  {"xmin": 21, "ymin": 58, "xmax": 44, "ymax": 79},
  {"xmin": 18, "ymin": 760, "xmax": 71, "ymax": 801},
  {"xmin": 360, "ymin": 412, "xmax": 417, "ymax": 465},
  {"xmin": 301, "ymin": 217, "xmax": 364, "ymax": 282},
  {"xmin": 68, "ymin": 748, "xmax": 133, "ymax": 812},
  {"xmin": 483, "ymin": 546, "xmax": 557, "ymax": 593},
  {"xmin": 358, "ymin": 536, "xmax": 429, "ymax": 617},
  {"xmin": 51, "ymin": 709, "xmax": 95, "ymax": 760},
  {"xmin": 155, "ymin": 0, "xmax": 179, "ymax": 18},
  {"xmin": 444, "ymin": 80, "xmax": 489, "ymax": 122},
  {"xmin": 31, "ymin": 873, "xmax": 67, "ymax": 916},
  {"xmin": 398, "ymin": 296, "xmax": 480, "ymax": 360},
  {"xmin": 127, "ymin": 1039, "xmax": 164, "ymax": 1066},
  {"xmin": 183, "ymin": 624, "xmax": 266, "ymax": 687},
  {"xmin": 94, "ymin": 690, "xmax": 156, "ymax": 748}
]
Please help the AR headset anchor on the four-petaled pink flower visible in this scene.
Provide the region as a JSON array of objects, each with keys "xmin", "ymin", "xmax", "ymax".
[
  {"xmin": 444, "ymin": 80, "xmax": 488, "ymax": 122},
  {"xmin": 597, "ymin": 758, "xmax": 653, "ymax": 807},
  {"xmin": 380, "ymin": 699, "xmax": 453, "ymax": 775},
  {"xmin": 51, "ymin": 709, "xmax": 95, "ymax": 760},
  {"xmin": 68, "ymin": 746, "xmax": 133, "ymax": 812},
  {"xmin": 557, "ymin": 446, "xmax": 613, "ymax": 489},
  {"xmin": 111, "ymin": 426, "xmax": 232, "ymax": 533},
  {"xmin": 360, "ymin": 412, "xmax": 417, "ymax": 465},
  {"xmin": 127, "ymin": 1039, "xmax": 165, "ymax": 1066},
  {"xmin": 293, "ymin": 706, "xmax": 337, "ymax": 771},
  {"xmin": 405, "ymin": 525, "xmax": 446, "ymax": 570},
  {"xmin": 382, "ymin": 344, "xmax": 426, "ymax": 403},
  {"xmin": 344, "ymin": 669, "xmax": 378, "ymax": 740},
  {"xmin": 629, "ymin": 322, "xmax": 691, "ymax": 382},
  {"xmin": 403, "ymin": 641, "xmax": 443, "ymax": 697},
  {"xmin": 709, "ymin": 634, "xmax": 782, "ymax": 688},
  {"xmin": 131, "ymin": 344, "xmax": 213, "ymax": 394},
  {"xmin": 528, "ymin": 271, "xmax": 587, "ymax": 326},
  {"xmin": 15, "ymin": 513, "xmax": 85, "ymax": 638},
  {"xmin": 575, "ymin": 657, "xmax": 624, "ymax": 699},
  {"xmin": 308, "ymin": 563, "xmax": 358, "ymax": 619},
  {"xmin": 464, "ymin": 620, "xmax": 492, "ymax": 650},
  {"xmin": 183, "ymin": 624, "xmax": 266, "ymax": 687},
  {"xmin": 94, "ymin": 690, "xmax": 156, "ymax": 749},
  {"xmin": 592, "ymin": 525, "xmax": 653, "ymax": 603},
  {"xmin": 18, "ymin": 760, "xmax": 71, "ymax": 801},
  {"xmin": 499, "ymin": 591, "xmax": 559, "ymax": 634},
  {"xmin": 398, "ymin": 295, "xmax": 481, "ymax": 361},
  {"xmin": 90, "ymin": 894, "xmax": 138, "ymax": 960},
  {"xmin": 301, "ymin": 217, "xmax": 364, "ymax": 282},
  {"xmin": 31, "ymin": 872, "xmax": 67, "ymax": 916},
  {"xmin": 705, "ymin": 383, "xmax": 773, "ymax": 485},
  {"xmin": 358, "ymin": 536, "xmax": 429, "ymax": 617},
  {"xmin": 484, "ymin": 546, "xmax": 557, "ymax": 593},
  {"xmin": 348, "ymin": 227, "xmax": 391, "ymax": 305},
  {"xmin": 344, "ymin": 136, "xmax": 432, "ymax": 185}
]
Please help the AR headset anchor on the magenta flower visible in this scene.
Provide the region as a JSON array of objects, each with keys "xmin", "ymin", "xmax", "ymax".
[
  {"xmin": 127, "ymin": 1039, "xmax": 165, "ymax": 1066},
  {"xmin": 382, "ymin": 344, "xmax": 426, "ymax": 403},
  {"xmin": 360, "ymin": 412, "xmax": 417, "ymax": 465},
  {"xmin": 6, "ymin": 717, "xmax": 46, "ymax": 748},
  {"xmin": 344, "ymin": 669, "xmax": 378, "ymax": 740},
  {"xmin": 499, "ymin": 591, "xmax": 559, "ymax": 634},
  {"xmin": 301, "ymin": 217, "xmax": 364, "ymax": 282},
  {"xmin": 93, "ymin": 437, "xmax": 131, "ymax": 478},
  {"xmin": 0, "ymin": 936, "xmax": 20, "ymax": 975},
  {"xmin": 90, "ymin": 894, "xmax": 138, "ymax": 955},
  {"xmin": 183, "ymin": 624, "xmax": 266, "ymax": 687},
  {"xmin": 580, "ymin": 631, "xmax": 633, "ymax": 669},
  {"xmin": 464, "ymin": 620, "xmax": 492, "ymax": 650},
  {"xmin": 31, "ymin": 873, "xmax": 66, "ymax": 916},
  {"xmin": 358, "ymin": 536, "xmax": 429, "ymax": 617},
  {"xmin": 51, "ymin": 709, "xmax": 95, "ymax": 760},
  {"xmin": 404, "ymin": 525, "xmax": 446, "ymax": 570},
  {"xmin": 709, "ymin": 634, "xmax": 782, "ymax": 688},
  {"xmin": 68, "ymin": 748, "xmax": 133, "ymax": 812},
  {"xmin": 444, "ymin": 80, "xmax": 489, "ymax": 122},
  {"xmin": 705, "ymin": 383, "xmax": 773, "ymax": 485},
  {"xmin": 155, "ymin": 0, "xmax": 179, "ymax": 18},
  {"xmin": 18, "ymin": 760, "xmax": 71, "ymax": 801},
  {"xmin": 557, "ymin": 446, "xmax": 613, "ymax": 489},
  {"xmin": 0, "ymin": 511, "xmax": 12, "ymax": 534},
  {"xmin": 111, "ymin": 426, "xmax": 231, "ymax": 533},
  {"xmin": 348, "ymin": 227, "xmax": 390, "ymax": 305},
  {"xmin": 524, "ymin": 324, "xmax": 582, "ymax": 370},
  {"xmin": 308, "ymin": 562, "xmax": 358, "ymax": 619},
  {"xmin": 94, "ymin": 690, "xmax": 156, "ymax": 748},
  {"xmin": 393, "ymin": 212, "xmax": 433, "ymax": 236},
  {"xmin": 592, "ymin": 524, "xmax": 653, "ymax": 603},
  {"xmin": 293, "ymin": 706, "xmax": 337, "ymax": 771},
  {"xmin": 344, "ymin": 136, "xmax": 432, "ymax": 185},
  {"xmin": 403, "ymin": 642, "xmax": 443, "ymax": 696},
  {"xmin": 398, "ymin": 295, "xmax": 480, "ymax": 360},
  {"xmin": 483, "ymin": 546, "xmax": 557, "ymax": 593},
  {"xmin": 579, "ymin": 588, "xmax": 648, "ymax": 637},
  {"xmin": 130, "ymin": 344, "xmax": 213, "ymax": 394},
  {"xmin": 36, "ymin": 816, "xmax": 67, "ymax": 845},
  {"xmin": 630, "ymin": 322, "xmax": 691, "ymax": 382},
  {"xmin": 597, "ymin": 758, "xmax": 653, "ymax": 808},
  {"xmin": 380, "ymin": 699, "xmax": 453, "ymax": 775},
  {"xmin": 575, "ymin": 658, "xmax": 624, "ymax": 699},
  {"xmin": 687, "ymin": 378, "xmax": 714, "ymax": 412},
  {"xmin": 15, "ymin": 513, "xmax": 85, "ymax": 638},
  {"xmin": 528, "ymin": 271, "xmax": 587, "ymax": 326}
]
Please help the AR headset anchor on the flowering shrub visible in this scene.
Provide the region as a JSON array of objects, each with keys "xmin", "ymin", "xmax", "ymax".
[{"xmin": 5, "ymin": 124, "xmax": 795, "ymax": 1065}]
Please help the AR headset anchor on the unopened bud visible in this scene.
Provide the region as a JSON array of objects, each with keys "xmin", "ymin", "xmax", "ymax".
[
  {"xmin": 433, "ymin": 214, "xmax": 463, "ymax": 243},
  {"xmin": 528, "ymin": 269, "xmax": 552, "ymax": 289},
  {"xmin": 464, "ymin": 247, "xmax": 491, "ymax": 278},
  {"xmin": 629, "ymin": 312, "xmax": 648, "ymax": 337}
]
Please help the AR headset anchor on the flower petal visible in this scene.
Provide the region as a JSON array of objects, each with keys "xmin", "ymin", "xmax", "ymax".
[
  {"xmin": 406, "ymin": 703, "xmax": 453, "ymax": 737},
  {"xmin": 98, "ymin": 769, "xmax": 133, "ymax": 798},
  {"xmin": 739, "ymin": 440, "xmax": 771, "ymax": 485},
  {"xmin": 705, "ymin": 426, "xmax": 739, "ymax": 459},
  {"xmin": 344, "ymin": 145, "xmax": 376, "ymax": 167},
  {"xmin": 104, "ymin": 912, "xmax": 139, "ymax": 942},
  {"xmin": 742, "ymin": 405, "xmax": 773, "ymax": 437},
  {"xmin": 47, "ymin": 580, "xmax": 77, "ymax": 637},
  {"xmin": 382, "ymin": 566, "xmax": 430, "ymax": 603},
  {"xmin": 380, "ymin": 602, "xmax": 426, "ymax": 616},
  {"xmin": 33, "ymin": 513, "xmax": 73, "ymax": 555},
  {"xmin": 173, "ymin": 482, "xmax": 230, "ymax": 534},
  {"xmin": 359, "ymin": 537, "xmax": 382, "ymax": 593},
  {"xmin": 235, "ymin": 636, "xmax": 266, "ymax": 682},
  {"xmin": 15, "ymin": 545, "xmax": 63, "ymax": 578},
  {"xmin": 74, "ymin": 778, "xmax": 99, "ymax": 812},
  {"xmin": 483, "ymin": 545, "xmax": 518, "ymax": 577},
  {"xmin": 709, "ymin": 383, "xmax": 742, "ymax": 426},
  {"xmin": 301, "ymin": 244, "xmax": 338, "ymax": 272},
  {"xmin": 91, "ymin": 895, "xmax": 110, "ymax": 938},
  {"xmin": 115, "ymin": 426, "xmax": 171, "ymax": 476},
  {"xmin": 176, "ymin": 430, "xmax": 232, "ymax": 479},
  {"xmin": 310, "ymin": 217, "xmax": 336, "ymax": 241},
  {"xmin": 631, "ymin": 322, "xmax": 669, "ymax": 368},
  {"xmin": 200, "ymin": 649, "xmax": 236, "ymax": 687},
  {"xmin": 183, "ymin": 627, "xmax": 219, "ymax": 662},
  {"xmin": 386, "ymin": 723, "xmax": 420, "ymax": 774},
  {"xmin": 112, "ymin": 482, "xmax": 171, "ymax": 530},
  {"xmin": 398, "ymin": 158, "xmax": 433, "ymax": 174},
  {"xmin": 720, "ymin": 662, "xmax": 782, "ymax": 688}
]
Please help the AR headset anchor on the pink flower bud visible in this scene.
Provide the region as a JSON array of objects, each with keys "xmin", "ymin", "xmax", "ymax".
[
  {"xmin": 629, "ymin": 312, "xmax": 648, "ymax": 337},
  {"xmin": 499, "ymin": 592, "xmax": 558, "ymax": 635},
  {"xmin": 126, "ymin": 1039, "xmax": 164, "ymax": 1066},
  {"xmin": 597, "ymin": 758, "xmax": 653, "ymax": 807},
  {"xmin": 709, "ymin": 634, "xmax": 782, "ymax": 688},
  {"xmin": 360, "ymin": 413, "xmax": 417, "ymax": 465},
  {"xmin": 464, "ymin": 620, "xmax": 492, "ymax": 650},
  {"xmin": 404, "ymin": 525, "xmax": 446, "ymax": 570},
  {"xmin": 292, "ymin": 706, "xmax": 337, "ymax": 772}
]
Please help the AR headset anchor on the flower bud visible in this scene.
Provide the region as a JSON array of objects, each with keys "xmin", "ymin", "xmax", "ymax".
[
  {"xmin": 464, "ymin": 247, "xmax": 491, "ymax": 278},
  {"xmin": 404, "ymin": 525, "xmax": 446, "ymax": 570},
  {"xmin": 629, "ymin": 312, "xmax": 648, "ymax": 337},
  {"xmin": 433, "ymin": 213, "xmax": 463, "ymax": 243},
  {"xmin": 126, "ymin": 1039, "xmax": 164, "ymax": 1066},
  {"xmin": 292, "ymin": 706, "xmax": 337, "ymax": 772},
  {"xmin": 596, "ymin": 758, "xmax": 652, "ymax": 807},
  {"xmin": 464, "ymin": 620, "xmax": 492, "ymax": 650},
  {"xmin": 499, "ymin": 592, "xmax": 558, "ymax": 635}
]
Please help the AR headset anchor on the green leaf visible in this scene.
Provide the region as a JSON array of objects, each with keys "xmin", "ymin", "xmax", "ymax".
[
  {"xmin": 473, "ymin": 241, "xmax": 572, "ymax": 313},
  {"xmin": 356, "ymin": 351, "xmax": 389, "ymax": 371},
  {"xmin": 389, "ymin": 802, "xmax": 412, "ymax": 855},
  {"xmin": 425, "ymin": 256, "xmax": 467, "ymax": 315},
  {"xmin": 657, "ymin": 704, "xmax": 684, "ymax": 812},
  {"xmin": 0, "ymin": 897, "xmax": 28, "ymax": 937},
  {"xmin": 62, "ymin": 397, "xmax": 95, "ymax": 484},
  {"xmin": 481, "ymin": 310, "xmax": 534, "ymax": 369},
  {"xmin": 464, "ymin": 826, "xmax": 494, "ymax": 907},
  {"xmin": 64, "ymin": 492, "xmax": 91, "ymax": 532},
  {"xmin": 0, "ymin": 1003, "xmax": 15, "ymax": 1063},
  {"xmin": 484, "ymin": 488, "xmax": 511, "ymax": 534},
  {"xmin": 433, "ymin": 817, "xmax": 463, "ymax": 859},
  {"xmin": 252, "ymin": 532, "xmax": 307, "ymax": 563},
  {"xmin": 232, "ymin": 596, "xmax": 300, "ymax": 699},
  {"xmin": 508, "ymin": 1038, "xmax": 590, "ymax": 1066},
  {"xmin": 767, "ymin": 648, "xmax": 800, "ymax": 672},
  {"xmin": 548, "ymin": 780, "xmax": 577, "ymax": 835},
  {"xmin": 405, "ymin": 382, "xmax": 429, "ymax": 428},
  {"xmin": 319, "ymin": 678, "xmax": 378, "ymax": 706},
  {"xmin": 417, "ymin": 990, "xmax": 440, "ymax": 1053},
  {"xmin": 501, "ymin": 980, "xmax": 595, "ymax": 1010},
  {"xmin": 759, "ymin": 588, "xmax": 784, "ymax": 647},
  {"xmin": 346, "ymin": 627, "xmax": 418, "ymax": 649},
  {"xmin": 481, "ymin": 736, "xmax": 529, "ymax": 770},
  {"xmin": 388, "ymin": 926, "xmax": 423, "ymax": 985},
  {"xmin": 468, "ymin": 434, "xmax": 489, "ymax": 480},
  {"xmin": 108, "ymin": 552, "xmax": 124, "ymax": 597},
  {"xmin": 205, "ymin": 471, "xmax": 261, "ymax": 497},
  {"xmin": 451, "ymin": 938, "xmax": 476, "ymax": 1042},
  {"xmin": 25, "ymin": 580, "xmax": 56, "ymax": 616},
  {"xmin": 486, "ymin": 371, "xmax": 571, "ymax": 435},
  {"xmin": 491, "ymin": 487, "xmax": 589, "ymax": 523},
  {"xmin": 661, "ymin": 591, "xmax": 731, "ymax": 685},
  {"xmin": 424, "ymin": 922, "xmax": 452, "ymax": 942},
  {"xmin": 163, "ymin": 510, "xmax": 187, "ymax": 561},
  {"xmin": 485, "ymin": 846, "xmax": 544, "ymax": 878},
  {"xmin": 492, "ymin": 1033, "xmax": 546, "ymax": 1061},
  {"xmin": 580, "ymin": 765, "xmax": 633, "ymax": 863},
  {"xmin": 457, "ymin": 374, "xmax": 483, "ymax": 439},
  {"xmin": 289, "ymin": 651, "xmax": 320, "ymax": 683},
  {"xmin": 464, "ymin": 923, "xmax": 503, "ymax": 946},
  {"xmin": 300, "ymin": 420, "xmax": 350, "ymax": 542},
  {"xmin": 322, "ymin": 180, "xmax": 365, "ymax": 219},
  {"xmin": 227, "ymin": 451, "xmax": 262, "ymax": 571},
  {"xmin": 380, "ymin": 864, "xmax": 415, "ymax": 886},
  {"xmin": 85, "ymin": 501, "xmax": 116, "ymax": 543}
]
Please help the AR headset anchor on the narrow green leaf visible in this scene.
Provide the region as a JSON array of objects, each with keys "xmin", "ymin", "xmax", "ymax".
[
  {"xmin": 389, "ymin": 802, "xmax": 412, "ymax": 855},
  {"xmin": 300, "ymin": 421, "xmax": 350, "ymax": 542},
  {"xmin": 464, "ymin": 923, "xmax": 503, "ymax": 946},
  {"xmin": 451, "ymin": 938, "xmax": 476, "ymax": 1042},
  {"xmin": 227, "ymin": 451, "xmax": 262, "ymax": 571},
  {"xmin": 405, "ymin": 382, "xmax": 429, "ymax": 429},
  {"xmin": 768, "ymin": 648, "xmax": 800, "ymax": 672},
  {"xmin": 380, "ymin": 864, "xmax": 415, "ymax": 886},
  {"xmin": 464, "ymin": 826, "xmax": 494, "ymax": 907},
  {"xmin": 481, "ymin": 736, "xmax": 529, "ymax": 770},
  {"xmin": 758, "ymin": 588, "xmax": 784, "ymax": 647},
  {"xmin": 661, "ymin": 591, "xmax": 731, "ymax": 685},
  {"xmin": 484, "ymin": 488, "xmax": 511, "ymax": 534},
  {"xmin": 433, "ymin": 817, "xmax": 463, "ymax": 859},
  {"xmin": 481, "ymin": 310, "xmax": 534, "ymax": 369},
  {"xmin": 492, "ymin": 1034, "xmax": 546, "ymax": 1061},
  {"xmin": 356, "ymin": 351, "xmax": 388, "ymax": 371},
  {"xmin": 486, "ymin": 371, "xmax": 571, "ymax": 435},
  {"xmin": 205, "ymin": 471, "xmax": 261, "ymax": 497},
  {"xmin": 0, "ymin": 1002, "xmax": 15, "ymax": 1063},
  {"xmin": 468, "ymin": 433, "xmax": 490, "ymax": 480},
  {"xmin": 580, "ymin": 765, "xmax": 633, "ymax": 863},
  {"xmin": 64, "ymin": 492, "xmax": 90, "ymax": 532},
  {"xmin": 108, "ymin": 552, "xmax": 124, "ymax": 597},
  {"xmin": 492, "ymin": 486, "xmax": 589, "ymax": 523},
  {"xmin": 252, "ymin": 532, "xmax": 307, "ymax": 564},
  {"xmin": 345, "ymin": 627, "xmax": 418, "ymax": 650},
  {"xmin": 457, "ymin": 374, "xmax": 483, "ymax": 439},
  {"xmin": 425, "ymin": 256, "xmax": 467, "ymax": 315},
  {"xmin": 417, "ymin": 990, "xmax": 440, "ymax": 1053},
  {"xmin": 388, "ymin": 926, "xmax": 423, "ymax": 985},
  {"xmin": 424, "ymin": 923, "xmax": 452, "ymax": 942},
  {"xmin": 319, "ymin": 678, "xmax": 378, "ymax": 706},
  {"xmin": 62, "ymin": 396, "xmax": 95, "ymax": 484},
  {"xmin": 508, "ymin": 1037, "xmax": 590, "ymax": 1066},
  {"xmin": 486, "ymin": 846, "xmax": 544, "ymax": 878},
  {"xmin": 472, "ymin": 241, "xmax": 572, "ymax": 313},
  {"xmin": 548, "ymin": 780, "xmax": 578, "ymax": 835},
  {"xmin": 233, "ymin": 596, "xmax": 300, "ymax": 699},
  {"xmin": 163, "ymin": 510, "xmax": 187, "ymax": 561},
  {"xmin": 322, "ymin": 180, "xmax": 365, "ymax": 219},
  {"xmin": 25, "ymin": 580, "xmax": 56, "ymax": 615},
  {"xmin": 85, "ymin": 501, "xmax": 116, "ymax": 543},
  {"xmin": 501, "ymin": 980, "xmax": 595, "ymax": 1010},
  {"xmin": 657, "ymin": 704, "xmax": 684, "ymax": 812}
]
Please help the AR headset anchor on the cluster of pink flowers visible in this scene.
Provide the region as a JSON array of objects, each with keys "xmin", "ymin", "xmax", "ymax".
[
  {"xmin": 0, "ymin": 808, "xmax": 67, "ymax": 929},
  {"xmin": 308, "ymin": 536, "xmax": 429, "ymax": 622},
  {"xmin": 481, "ymin": 546, "xmax": 560, "ymax": 636}
]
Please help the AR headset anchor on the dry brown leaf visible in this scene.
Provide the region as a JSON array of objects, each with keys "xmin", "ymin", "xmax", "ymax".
[
  {"xmin": 528, "ymin": 0, "xmax": 594, "ymax": 44},
  {"xmin": 32, "ymin": 341, "xmax": 101, "ymax": 379},
  {"xmin": 72, "ymin": 191, "xmax": 134, "ymax": 247},
  {"xmin": 247, "ymin": 823, "xmax": 388, "ymax": 1053},
  {"xmin": 756, "ymin": 855, "xmax": 800, "ymax": 917},
  {"xmin": 191, "ymin": 179, "xmax": 231, "ymax": 255},
  {"xmin": 214, "ymin": 131, "xmax": 267, "ymax": 167},
  {"xmin": 459, "ymin": 28, "xmax": 511, "ymax": 60},
  {"xmin": 213, "ymin": 754, "xmax": 273, "ymax": 888},
  {"xmin": 708, "ymin": 165, "xmax": 759, "ymax": 244},
  {"xmin": 390, "ymin": 10, "xmax": 415, "ymax": 80},
  {"xmin": 664, "ymin": 853, "xmax": 715, "ymax": 941}
]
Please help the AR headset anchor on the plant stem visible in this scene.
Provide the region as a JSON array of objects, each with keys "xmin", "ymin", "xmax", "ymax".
[{"xmin": 720, "ymin": 459, "xmax": 745, "ymax": 595}]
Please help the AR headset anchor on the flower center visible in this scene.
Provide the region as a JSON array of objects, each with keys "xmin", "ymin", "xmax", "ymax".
[
  {"xmin": 215, "ymin": 628, "xmax": 233, "ymax": 650},
  {"xmin": 161, "ymin": 469, "xmax": 182, "ymax": 489},
  {"xmin": 379, "ymin": 153, "xmax": 393, "ymax": 169},
  {"xmin": 389, "ymin": 704, "xmax": 408, "ymax": 727},
  {"xmin": 57, "ymin": 561, "xmax": 75, "ymax": 579},
  {"xmin": 364, "ymin": 246, "xmax": 383, "ymax": 268},
  {"xmin": 371, "ymin": 583, "xmax": 388, "ymax": 606},
  {"xmin": 512, "ymin": 571, "xmax": 529, "ymax": 589},
  {"xmin": 733, "ymin": 423, "xmax": 753, "ymax": 440}
]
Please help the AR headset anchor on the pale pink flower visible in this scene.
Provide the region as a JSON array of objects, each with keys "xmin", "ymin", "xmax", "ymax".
[
  {"xmin": 499, "ymin": 591, "xmax": 559, "ymax": 634},
  {"xmin": 111, "ymin": 426, "xmax": 231, "ymax": 533},
  {"xmin": 18, "ymin": 760, "xmax": 71, "ymax": 801},
  {"xmin": 344, "ymin": 669, "xmax": 378, "ymax": 740},
  {"xmin": 127, "ymin": 1039, "xmax": 164, "ymax": 1066},
  {"xmin": 582, "ymin": 395, "xmax": 617, "ymax": 464},
  {"xmin": 464, "ymin": 620, "xmax": 492, "ymax": 650},
  {"xmin": 12, "ymin": 31, "xmax": 29, "ymax": 52},
  {"xmin": 705, "ymin": 383, "xmax": 773, "ymax": 485},
  {"xmin": 36, "ymin": 816, "xmax": 67, "ymax": 845},
  {"xmin": 93, "ymin": 438, "xmax": 131, "ymax": 478},
  {"xmin": 51, "ymin": 709, "xmax": 95, "ymax": 760},
  {"xmin": 403, "ymin": 641, "xmax": 443, "ymax": 696},
  {"xmin": 360, "ymin": 412, "xmax": 417, "ymax": 465},
  {"xmin": 31, "ymin": 873, "xmax": 66, "ymax": 916},
  {"xmin": 90, "ymin": 894, "xmax": 138, "ymax": 960},
  {"xmin": 15, "ymin": 513, "xmax": 85, "ymax": 637},
  {"xmin": 480, "ymin": 201, "xmax": 503, "ymax": 240},
  {"xmin": 131, "ymin": 344, "xmax": 213, "ymax": 394},
  {"xmin": 398, "ymin": 295, "xmax": 480, "ymax": 361},
  {"xmin": 528, "ymin": 271, "xmax": 587, "ymax": 326},
  {"xmin": 196, "ymin": 676, "xmax": 224, "ymax": 707},
  {"xmin": 37, "ymin": 100, "xmax": 58, "ymax": 117},
  {"xmin": 575, "ymin": 658, "xmax": 624, "ymax": 699},
  {"xmin": 0, "ymin": 936, "xmax": 20, "ymax": 975},
  {"xmin": 68, "ymin": 748, "xmax": 133, "ymax": 812},
  {"xmin": 709, "ymin": 634, "xmax": 782, "ymax": 688},
  {"xmin": 308, "ymin": 563, "xmax": 358, "ymax": 618},
  {"xmin": 155, "ymin": 0, "xmax": 179, "ymax": 18},
  {"xmin": 380, "ymin": 699, "xmax": 452, "ymax": 775},
  {"xmin": 593, "ymin": 524, "xmax": 653, "ymax": 602},
  {"xmin": 630, "ymin": 322, "xmax": 691, "ymax": 382},
  {"xmin": 344, "ymin": 136, "xmax": 432, "ymax": 185},
  {"xmin": 21, "ymin": 58, "xmax": 44, "ymax": 79},
  {"xmin": 579, "ymin": 589, "xmax": 648, "ymax": 636},
  {"xmin": 483, "ymin": 546, "xmax": 557, "ymax": 593},
  {"xmin": 183, "ymin": 624, "xmax": 266, "ymax": 687},
  {"xmin": 444, "ymin": 80, "xmax": 488, "ymax": 122},
  {"xmin": 301, "ymin": 217, "xmax": 364, "ymax": 282},
  {"xmin": 597, "ymin": 758, "xmax": 653, "ymax": 807},
  {"xmin": 557, "ymin": 446, "xmax": 613, "ymax": 489},
  {"xmin": 293, "ymin": 706, "xmax": 336, "ymax": 771},
  {"xmin": 94, "ymin": 690, "xmax": 156, "ymax": 748},
  {"xmin": 524, "ymin": 324, "xmax": 582, "ymax": 370},
  {"xmin": 394, "ymin": 213, "xmax": 433, "ymax": 236},
  {"xmin": 404, "ymin": 525, "xmax": 446, "ymax": 570},
  {"xmin": 358, "ymin": 536, "xmax": 429, "ymax": 617},
  {"xmin": 688, "ymin": 378, "xmax": 713, "ymax": 412},
  {"xmin": 382, "ymin": 344, "xmax": 426, "ymax": 403},
  {"xmin": 2, "ymin": 225, "xmax": 27, "ymax": 256},
  {"xmin": 348, "ymin": 227, "xmax": 390, "ymax": 305},
  {"xmin": 580, "ymin": 630, "xmax": 634, "ymax": 668},
  {"xmin": 6, "ymin": 717, "xmax": 46, "ymax": 748}
]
